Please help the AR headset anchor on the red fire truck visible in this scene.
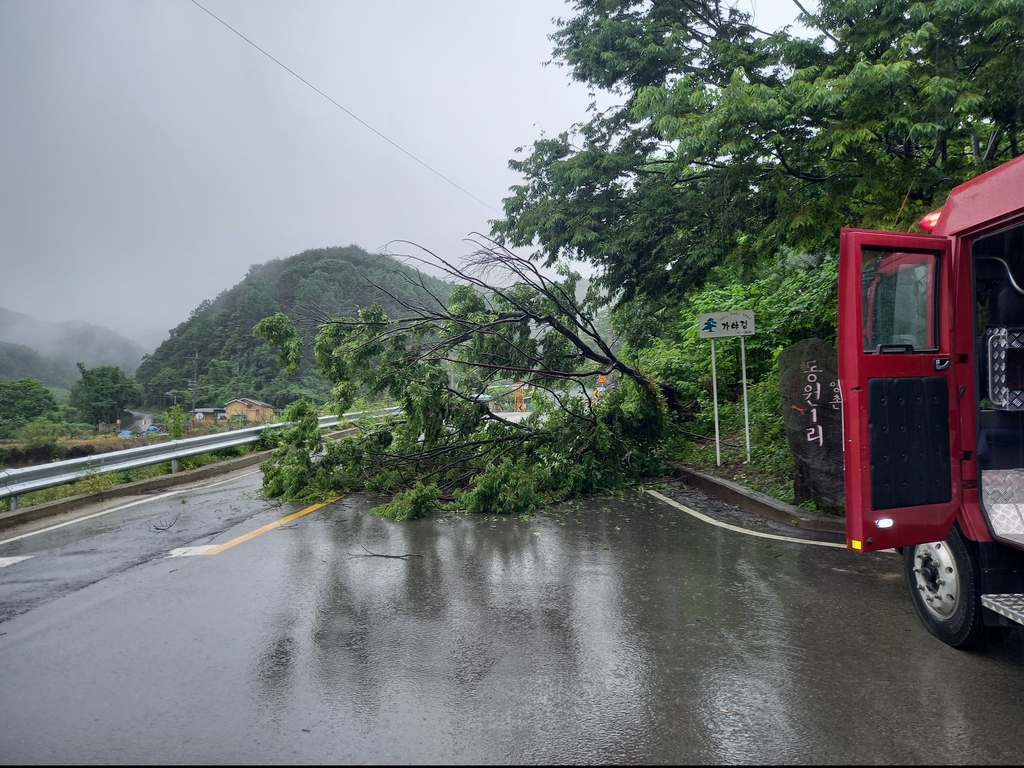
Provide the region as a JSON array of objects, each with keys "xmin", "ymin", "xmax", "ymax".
[{"xmin": 839, "ymin": 154, "xmax": 1024, "ymax": 648}]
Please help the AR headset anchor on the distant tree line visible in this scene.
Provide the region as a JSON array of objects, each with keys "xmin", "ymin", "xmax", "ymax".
[{"xmin": 0, "ymin": 363, "xmax": 141, "ymax": 445}]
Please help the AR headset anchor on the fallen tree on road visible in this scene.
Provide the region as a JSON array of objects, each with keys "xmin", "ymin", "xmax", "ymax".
[{"xmin": 254, "ymin": 238, "xmax": 694, "ymax": 519}]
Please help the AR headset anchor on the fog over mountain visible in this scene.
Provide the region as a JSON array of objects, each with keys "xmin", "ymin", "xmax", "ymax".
[
  {"xmin": 0, "ymin": 340, "xmax": 78, "ymax": 389},
  {"xmin": 0, "ymin": 307, "xmax": 146, "ymax": 376}
]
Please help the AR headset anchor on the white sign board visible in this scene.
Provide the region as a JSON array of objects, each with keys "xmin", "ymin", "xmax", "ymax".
[
  {"xmin": 698, "ymin": 310, "xmax": 756, "ymax": 338},
  {"xmin": 698, "ymin": 310, "xmax": 757, "ymax": 464}
]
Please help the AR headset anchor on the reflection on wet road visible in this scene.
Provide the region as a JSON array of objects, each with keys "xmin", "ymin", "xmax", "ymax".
[{"xmin": 0, "ymin": 475, "xmax": 1022, "ymax": 764}]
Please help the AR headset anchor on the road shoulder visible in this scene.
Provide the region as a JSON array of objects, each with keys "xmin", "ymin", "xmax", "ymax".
[{"xmin": 669, "ymin": 464, "xmax": 846, "ymax": 535}]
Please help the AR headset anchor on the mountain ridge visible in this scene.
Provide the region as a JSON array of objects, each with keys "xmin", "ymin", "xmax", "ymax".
[
  {"xmin": 0, "ymin": 308, "xmax": 146, "ymax": 381},
  {"xmin": 135, "ymin": 244, "xmax": 454, "ymax": 410}
]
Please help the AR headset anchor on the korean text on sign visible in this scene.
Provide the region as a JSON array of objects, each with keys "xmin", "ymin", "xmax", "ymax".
[
  {"xmin": 697, "ymin": 310, "xmax": 756, "ymax": 339},
  {"xmin": 803, "ymin": 360, "xmax": 824, "ymax": 446}
]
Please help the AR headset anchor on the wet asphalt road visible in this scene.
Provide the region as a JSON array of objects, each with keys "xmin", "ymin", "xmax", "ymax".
[{"xmin": 0, "ymin": 469, "xmax": 1022, "ymax": 764}]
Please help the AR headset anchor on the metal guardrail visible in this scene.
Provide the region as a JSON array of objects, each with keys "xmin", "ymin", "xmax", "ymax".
[{"xmin": 0, "ymin": 407, "xmax": 402, "ymax": 508}]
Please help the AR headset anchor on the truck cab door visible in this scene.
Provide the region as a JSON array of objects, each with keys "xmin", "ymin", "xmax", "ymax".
[{"xmin": 839, "ymin": 229, "xmax": 959, "ymax": 552}]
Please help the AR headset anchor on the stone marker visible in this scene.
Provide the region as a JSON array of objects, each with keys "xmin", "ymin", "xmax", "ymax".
[{"xmin": 778, "ymin": 338, "xmax": 845, "ymax": 515}]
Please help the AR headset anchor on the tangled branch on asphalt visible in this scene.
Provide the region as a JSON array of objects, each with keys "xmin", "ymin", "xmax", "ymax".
[
  {"xmin": 148, "ymin": 512, "xmax": 180, "ymax": 532},
  {"xmin": 347, "ymin": 546, "xmax": 423, "ymax": 560}
]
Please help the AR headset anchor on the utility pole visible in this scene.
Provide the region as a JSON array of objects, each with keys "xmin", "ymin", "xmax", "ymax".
[{"xmin": 184, "ymin": 350, "xmax": 198, "ymax": 420}]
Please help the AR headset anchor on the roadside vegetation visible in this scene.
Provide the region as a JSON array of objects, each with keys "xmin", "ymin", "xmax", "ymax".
[
  {"xmin": 0, "ymin": 397, "xmax": 262, "ymax": 514},
  {"xmin": 5, "ymin": 2, "xmax": 1022, "ymax": 518},
  {"xmin": 0, "ymin": 369, "xmax": 143, "ymax": 451},
  {"xmin": 253, "ymin": 0, "xmax": 1022, "ymax": 517}
]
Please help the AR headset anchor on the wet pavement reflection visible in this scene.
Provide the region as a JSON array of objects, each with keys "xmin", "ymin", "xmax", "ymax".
[{"xmin": 1, "ymin": 480, "xmax": 1022, "ymax": 764}]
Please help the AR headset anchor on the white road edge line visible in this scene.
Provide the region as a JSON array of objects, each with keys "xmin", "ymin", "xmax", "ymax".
[
  {"xmin": 0, "ymin": 470, "xmax": 262, "ymax": 547},
  {"xmin": 645, "ymin": 489, "xmax": 851, "ymax": 549},
  {"xmin": 167, "ymin": 546, "xmax": 217, "ymax": 558},
  {"xmin": 0, "ymin": 555, "xmax": 32, "ymax": 568}
]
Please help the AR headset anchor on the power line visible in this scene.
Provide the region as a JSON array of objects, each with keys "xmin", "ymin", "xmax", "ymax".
[{"xmin": 189, "ymin": 0, "xmax": 501, "ymax": 215}]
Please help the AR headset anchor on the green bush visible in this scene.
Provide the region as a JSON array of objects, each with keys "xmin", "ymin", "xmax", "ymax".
[
  {"xmin": 212, "ymin": 446, "xmax": 244, "ymax": 459},
  {"xmin": 63, "ymin": 422, "xmax": 97, "ymax": 439},
  {"xmin": 167, "ymin": 404, "xmax": 184, "ymax": 440},
  {"xmin": 455, "ymin": 458, "xmax": 548, "ymax": 516},
  {"xmin": 17, "ymin": 417, "xmax": 63, "ymax": 449},
  {"xmin": 114, "ymin": 464, "xmax": 167, "ymax": 484},
  {"xmin": 373, "ymin": 481, "xmax": 440, "ymax": 521}
]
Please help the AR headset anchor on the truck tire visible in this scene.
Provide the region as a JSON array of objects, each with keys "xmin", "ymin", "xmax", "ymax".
[{"xmin": 904, "ymin": 524, "xmax": 1009, "ymax": 649}]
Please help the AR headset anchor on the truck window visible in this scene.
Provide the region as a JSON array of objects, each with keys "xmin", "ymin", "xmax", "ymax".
[
  {"xmin": 861, "ymin": 248, "xmax": 938, "ymax": 352},
  {"xmin": 975, "ymin": 226, "xmax": 1024, "ymax": 409}
]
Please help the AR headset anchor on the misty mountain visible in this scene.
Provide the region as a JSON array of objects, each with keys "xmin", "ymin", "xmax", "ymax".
[
  {"xmin": 0, "ymin": 340, "xmax": 79, "ymax": 389},
  {"xmin": 0, "ymin": 308, "xmax": 145, "ymax": 376},
  {"xmin": 135, "ymin": 245, "xmax": 454, "ymax": 409}
]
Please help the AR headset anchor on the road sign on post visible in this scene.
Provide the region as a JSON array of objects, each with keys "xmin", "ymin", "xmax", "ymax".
[
  {"xmin": 698, "ymin": 311, "xmax": 755, "ymax": 339},
  {"xmin": 698, "ymin": 311, "xmax": 756, "ymax": 465}
]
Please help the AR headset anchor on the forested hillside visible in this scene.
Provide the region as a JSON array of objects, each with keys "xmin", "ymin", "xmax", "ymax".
[{"xmin": 135, "ymin": 245, "xmax": 453, "ymax": 409}]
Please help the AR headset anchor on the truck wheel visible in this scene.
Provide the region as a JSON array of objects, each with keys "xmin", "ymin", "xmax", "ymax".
[{"xmin": 904, "ymin": 525, "xmax": 1008, "ymax": 649}]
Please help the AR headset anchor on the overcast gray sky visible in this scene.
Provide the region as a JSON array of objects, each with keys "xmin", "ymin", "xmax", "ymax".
[{"xmin": 0, "ymin": 0, "xmax": 806, "ymax": 345}]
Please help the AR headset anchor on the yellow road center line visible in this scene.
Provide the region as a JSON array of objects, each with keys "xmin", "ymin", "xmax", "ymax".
[{"xmin": 204, "ymin": 497, "xmax": 343, "ymax": 555}]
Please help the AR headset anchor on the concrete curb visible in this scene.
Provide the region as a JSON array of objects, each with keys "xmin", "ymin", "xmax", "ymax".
[
  {"xmin": 0, "ymin": 449, "xmax": 272, "ymax": 532},
  {"xmin": 671, "ymin": 465, "xmax": 846, "ymax": 535}
]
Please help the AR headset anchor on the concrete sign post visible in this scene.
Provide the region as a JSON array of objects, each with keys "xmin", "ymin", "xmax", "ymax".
[{"xmin": 698, "ymin": 310, "xmax": 756, "ymax": 465}]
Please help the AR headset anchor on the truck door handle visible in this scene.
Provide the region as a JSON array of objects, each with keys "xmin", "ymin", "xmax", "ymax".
[{"xmin": 934, "ymin": 358, "xmax": 950, "ymax": 371}]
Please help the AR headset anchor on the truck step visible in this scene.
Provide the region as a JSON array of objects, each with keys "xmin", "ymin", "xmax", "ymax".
[{"xmin": 981, "ymin": 593, "xmax": 1024, "ymax": 626}]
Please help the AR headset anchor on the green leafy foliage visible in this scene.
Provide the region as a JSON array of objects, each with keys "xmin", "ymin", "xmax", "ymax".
[
  {"xmin": 68, "ymin": 363, "xmax": 142, "ymax": 425},
  {"xmin": 494, "ymin": 0, "xmax": 1024, "ymax": 309},
  {"xmin": 455, "ymin": 458, "xmax": 547, "ymax": 517},
  {"xmin": 166, "ymin": 404, "xmax": 185, "ymax": 440},
  {"xmin": 259, "ymin": 399, "xmax": 325, "ymax": 501},
  {"xmin": 0, "ymin": 378, "xmax": 59, "ymax": 438},
  {"xmin": 374, "ymin": 482, "xmax": 441, "ymax": 521},
  {"xmin": 16, "ymin": 417, "xmax": 63, "ymax": 449},
  {"xmin": 642, "ymin": 256, "xmax": 837, "ymax": 380},
  {"xmin": 252, "ymin": 313, "xmax": 303, "ymax": 375}
]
